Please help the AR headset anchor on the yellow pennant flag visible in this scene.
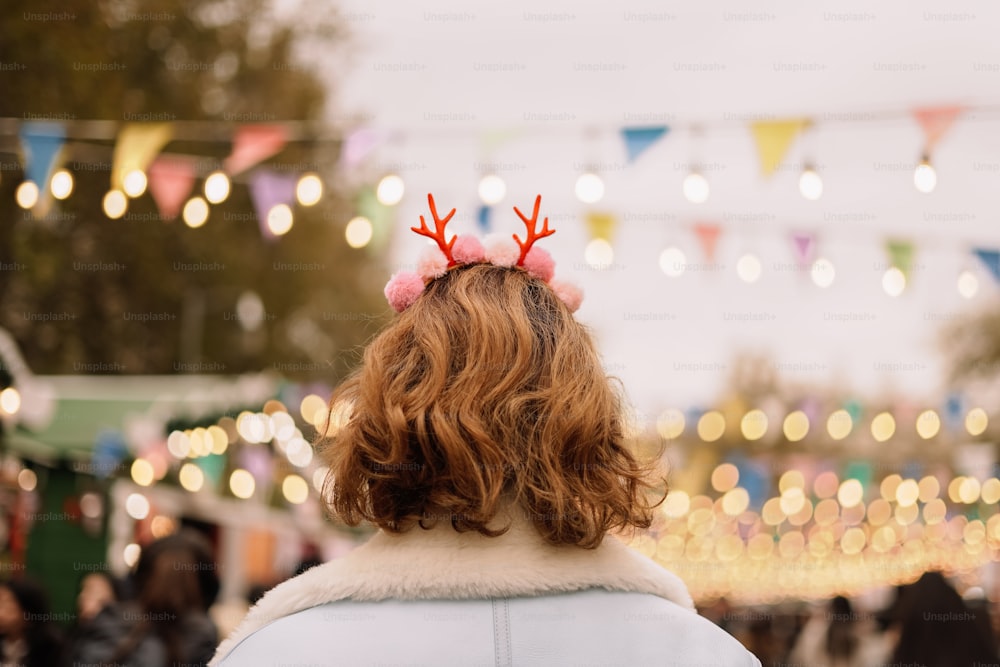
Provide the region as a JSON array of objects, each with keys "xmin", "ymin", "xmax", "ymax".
[
  {"xmin": 111, "ymin": 123, "xmax": 173, "ymax": 190},
  {"xmin": 750, "ymin": 119, "xmax": 810, "ymax": 177},
  {"xmin": 584, "ymin": 211, "xmax": 617, "ymax": 242}
]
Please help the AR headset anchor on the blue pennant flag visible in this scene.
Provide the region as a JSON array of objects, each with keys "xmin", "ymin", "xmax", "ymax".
[
  {"xmin": 621, "ymin": 126, "xmax": 669, "ymax": 164},
  {"xmin": 476, "ymin": 205, "xmax": 492, "ymax": 234},
  {"xmin": 19, "ymin": 122, "xmax": 66, "ymax": 189},
  {"xmin": 973, "ymin": 248, "xmax": 1000, "ymax": 284}
]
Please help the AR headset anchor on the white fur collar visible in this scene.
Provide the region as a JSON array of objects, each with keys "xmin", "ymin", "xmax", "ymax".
[{"xmin": 211, "ymin": 511, "xmax": 693, "ymax": 664}]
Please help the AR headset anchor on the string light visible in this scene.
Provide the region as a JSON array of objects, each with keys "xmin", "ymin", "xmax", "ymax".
[
  {"xmin": 683, "ymin": 170, "xmax": 709, "ymax": 203},
  {"xmin": 345, "ymin": 216, "xmax": 373, "ymax": 248},
  {"xmin": 957, "ymin": 270, "xmax": 978, "ymax": 299},
  {"xmin": 102, "ymin": 190, "xmax": 128, "ymax": 219},
  {"xmin": 659, "ymin": 246, "xmax": 686, "ymax": 277},
  {"xmin": 376, "ymin": 173, "xmax": 405, "ymax": 205},
  {"xmin": 183, "ymin": 197, "xmax": 209, "ymax": 228},
  {"xmin": 204, "ymin": 171, "xmax": 230, "ymax": 204},
  {"xmin": 478, "ymin": 174, "xmax": 506, "ymax": 205},
  {"xmin": 798, "ymin": 164, "xmax": 823, "ymax": 200},
  {"xmin": 296, "ymin": 173, "xmax": 323, "ymax": 206},
  {"xmin": 882, "ymin": 267, "xmax": 906, "ymax": 296},
  {"xmin": 50, "ymin": 169, "xmax": 74, "ymax": 200},
  {"xmin": 266, "ymin": 204, "xmax": 294, "ymax": 236},
  {"xmin": 584, "ymin": 239, "xmax": 614, "ymax": 269},
  {"xmin": 810, "ymin": 257, "xmax": 835, "ymax": 288},
  {"xmin": 229, "ymin": 469, "xmax": 255, "ymax": 499},
  {"xmin": 0, "ymin": 387, "xmax": 21, "ymax": 415},
  {"xmin": 15, "ymin": 181, "xmax": 39, "ymax": 209},
  {"xmin": 575, "ymin": 171, "xmax": 605, "ymax": 204},
  {"xmin": 913, "ymin": 155, "xmax": 937, "ymax": 193},
  {"xmin": 122, "ymin": 169, "xmax": 148, "ymax": 198},
  {"xmin": 736, "ymin": 254, "xmax": 762, "ymax": 283}
]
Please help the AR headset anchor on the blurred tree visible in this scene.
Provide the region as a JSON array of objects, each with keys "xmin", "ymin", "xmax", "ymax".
[
  {"xmin": 0, "ymin": 0, "xmax": 389, "ymax": 380},
  {"xmin": 942, "ymin": 307, "xmax": 1000, "ymax": 387}
]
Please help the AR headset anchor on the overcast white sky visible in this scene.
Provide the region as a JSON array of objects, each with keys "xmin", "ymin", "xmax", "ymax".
[{"xmin": 314, "ymin": 0, "xmax": 1000, "ymax": 419}]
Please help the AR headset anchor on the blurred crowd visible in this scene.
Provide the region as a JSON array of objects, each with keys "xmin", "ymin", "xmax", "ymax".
[
  {"xmin": 704, "ymin": 571, "xmax": 1000, "ymax": 667},
  {"xmin": 0, "ymin": 536, "xmax": 997, "ymax": 667}
]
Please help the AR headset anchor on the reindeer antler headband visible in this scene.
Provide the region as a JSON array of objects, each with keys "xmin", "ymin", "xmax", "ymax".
[{"xmin": 384, "ymin": 194, "xmax": 583, "ymax": 313}]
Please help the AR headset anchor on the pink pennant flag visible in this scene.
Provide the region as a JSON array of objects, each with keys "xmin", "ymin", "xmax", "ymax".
[
  {"xmin": 339, "ymin": 127, "xmax": 380, "ymax": 169},
  {"xmin": 692, "ymin": 223, "xmax": 721, "ymax": 262},
  {"xmin": 249, "ymin": 169, "xmax": 297, "ymax": 241},
  {"xmin": 224, "ymin": 125, "xmax": 288, "ymax": 175},
  {"xmin": 912, "ymin": 106, "xmax": 963, "ymax": 151},
  {"xmin": 147, "ymin": 156, "xmax": 197, "ymax": 220},
  {"xmin": 791, "ymin": 232, "xmax": 816, "ymax": 267}
]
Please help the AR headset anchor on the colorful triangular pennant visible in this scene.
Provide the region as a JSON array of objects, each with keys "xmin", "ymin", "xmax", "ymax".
[{"xmin": 620, "ymin": 126, "xmax": 669, "ymax": 164}]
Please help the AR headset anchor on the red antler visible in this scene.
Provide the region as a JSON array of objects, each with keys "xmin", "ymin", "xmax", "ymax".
[
  {"xmin": 410, "ymin": 193, "xmax": 457, "ymax": 266},
  {"xmin": 512, "ymin": 195, "xmax": 555, "ymax": 265}
]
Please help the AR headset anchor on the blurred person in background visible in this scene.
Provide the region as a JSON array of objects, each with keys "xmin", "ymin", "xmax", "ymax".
[
  {"xmin": 61, "ymin": 571, "xmax": 125, "ymax": 666},
  {"xmin": 787, "ymin": 595, "xmax": 893, "ymax": 667},
  {"xmin": 210, "ymin": 197, "xmax": 761, "ymax": 666},
  {"xmin": 69, "ymin": 530, "xmax": 219, "ymax": 666},
  {"xmin": 0, "ymin": 577, "xmax": 64, "ymax": 667},
  {"xmin": 887, "ymin": 570, "xmax": 998, "ymax": 667}
]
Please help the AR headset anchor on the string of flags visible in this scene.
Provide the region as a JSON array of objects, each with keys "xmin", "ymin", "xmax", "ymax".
[{"xmin": 4, "ymin": 106, "xmax": 1000, "ymax": 287}]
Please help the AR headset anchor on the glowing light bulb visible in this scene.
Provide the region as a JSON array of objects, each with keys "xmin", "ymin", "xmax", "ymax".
[
  {"xmin": 584, "ymin": 239, "xmax": 613, "ymax": 269},
  {"xmin": 659, "ymin": 247, "xmax": 686, "ymax": 277},
  {"xmin": 736, "ymin": 254, "xmax": 762, "ymax": 283},
  {"xmin": 50, "ymin": 169, "xmax": 74, "ymax": 200},
  {"xmin": 183, "ymin": 197, "xmax": 209, "ymax": 228},
  {"xmin": 478, "ymin": 174, "xmax": 506, "ymax": 205},
  {"xmin": 15, "ymin": 181, "xmax": 39, "ymax": 209},
  {"xmin": 575, "ymin": 172, "xmax": 604, "ymax": 203},
  {"xmin": 882, "ymin": 267, "xmax": 906, "ymax": 297},
  {"xmin": 345, "ymin": 216, "xmax": 373, "ymax": 248},
  {"xmin": 266, "ymin": 204, "xmax": 293, "ymax": 236},
  {"xmin": 103, "ymin": 190, "xmax": 128, "ymax": 219},
  {"xmin": 957, "ymin": 270, "xmax": 978, "ymax": 299},
  {"xmin": 204, "ymin": 171, "xmax": 230, "ymax": 204},
  {"xmin": 683, "ymin": 171, "xmax": 709, "ymax": 203},
  {"xmin": 0, "ymin": 387, "xmax": 21, "ymax": 415},
  {"xmin": 810, "ymin": 257, "xmax": 835, "ymax": 288},
  {"xmin": 123, "ymin": 169, "xmax": 148, "ymax": 198},
  {"xmin": 799, "ymin": 165, "xmax": 823, "ymax": 200},
  {"xmin": 296, "ymin": 173, "xmax": 323, "ymax": 206},
  {"xmin": 914, "ymin": 156, "xmax": 936, "ymax": 193},
  {"xmin": 376, "ymin": 174, "xmax": 404, "ymax": 205}
]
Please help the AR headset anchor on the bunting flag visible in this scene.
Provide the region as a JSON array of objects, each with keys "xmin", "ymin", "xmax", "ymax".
[
  {"xmin": 340, "ymin": 126, "xmax": 380, "ymax": 169},
  {"xmin": 476, "ymin": 205, "xmax": 492, "ymax": 234},
  {"xmin": 749, "ymin": 119, "xmax": 810, "ymax": 177},
  {"xmin": 356, "ymin": 186, "xmax": 393, "ymax": 252},
  {"xmin": 147, "ymin": 156, "xmax": 197, "ymax": 220},
  {"xmin": 18, "ymin": 121, "xmax": 66, "ymax": 192},
  {"xmin": 913, "ymin": 106, "xmax": 963, "ymax": 152},
  {"xmin": 790, "ymin": 232, "xmax": 816, "ymax": 267},
  {"xmin": 584, "ymin": 212, "xmax": 617, "ymax": 242},
  {"xmin": 111, "ymin": 123, "xmax": 173, "ymax": 191},
  {"xmin": 224, "ymin": 124, "xmax": 288, "ymax": 175},
  {"xmin": 248, "ymin": 169, "xmax": 297, "ymax": 241},
  {"xmin": 886, "ymin": 239, "xmax": 915, "ymax": 278},
  {"xmin": 620, "ymin": 126, "xmax": 669, "ymax": 164},
  {"xmin": 480, "ymin": 129, "xmax": 523, "ymax": 155},
  {"xmin": 693, "ymin": 223, "xmax": 721, "ymax": 262},
  {"xmin": 972, "ymin": 248, "xmax": 1000, "ymax": 284}
]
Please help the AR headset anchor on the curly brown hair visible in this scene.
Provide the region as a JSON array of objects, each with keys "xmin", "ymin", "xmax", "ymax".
[{"xmin": 319, "ymin": 263, "xmax": 663, "ymax": 548}]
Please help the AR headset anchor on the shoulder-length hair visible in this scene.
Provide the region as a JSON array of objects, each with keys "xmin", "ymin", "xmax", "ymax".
[{"xmin": 320, "ymin": 263, "xmax": 663, "ymax": 548}]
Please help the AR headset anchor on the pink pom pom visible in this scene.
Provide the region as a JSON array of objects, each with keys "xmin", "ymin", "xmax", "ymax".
[
  {"xmin": 549, "ymin": 279, "xmax": 583, "ymax": 313},
  {"xmin": 484, "ymin": 234, "xmax": 520, "ymax": 267},
  {"xmin": 384, "ymin": 271, "xmax": 425, "ymax": 312},
  {"xmin": 521, "ymin": 246, "xmax": 555, "ymax": 282},
  {"xmin": 451, "ymin": 235, "xmax": 486, "ymax": 264},
  {"xmin": 417, "ymin": 246, "xmax": 449, "ymax": 280}
]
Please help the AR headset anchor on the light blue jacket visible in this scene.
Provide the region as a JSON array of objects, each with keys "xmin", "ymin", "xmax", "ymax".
[{"xmin": 212, "ymin": 513, "xmax": 761, "ymax": 667}]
